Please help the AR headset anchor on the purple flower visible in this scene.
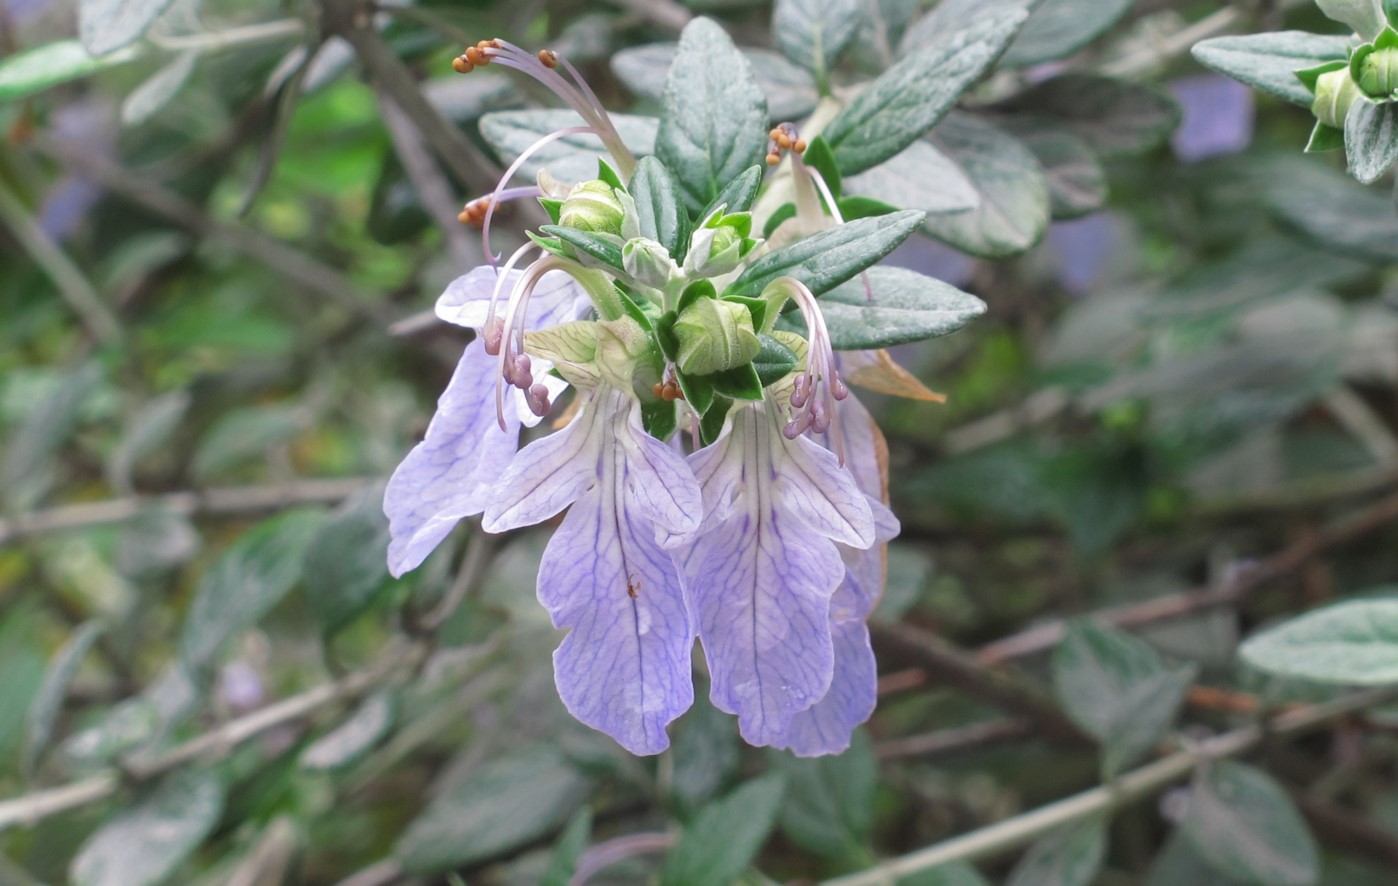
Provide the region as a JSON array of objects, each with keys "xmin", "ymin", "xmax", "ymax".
[
  {"xmin": 483, "ymin": 385, "xmax": 702, "ymax": 754},
  {"xmin": 383, "ymin": 266, "xmax": 587, "ymax": 576}
]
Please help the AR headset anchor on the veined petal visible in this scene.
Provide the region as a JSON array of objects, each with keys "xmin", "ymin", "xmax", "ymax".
[
  {"xmin": 772, "ymin": 619, "xmax": 877, "ymax": 757},
  {"xmin": 684, "ymin": 402, "xmax": 876, "ymax": 746},
  {"xmin": 435, "ymin": 265, "xmax": 589, "ymax": 330},
  {"xmin": 384, "ymin": 342, "xmax": 522, "ymax": 576},
  {"xmin": 538, "ymin": 452, "xmax": 695, "ymax": 755},
  {"xmin": 619, "ymin": 401, "xmax": 703, "ymax": 545}
]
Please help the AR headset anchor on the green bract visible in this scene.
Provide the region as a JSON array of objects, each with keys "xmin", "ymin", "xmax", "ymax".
[{"xmin": 559, "ymin": 179, "xmax": 626, "ymax": 235}]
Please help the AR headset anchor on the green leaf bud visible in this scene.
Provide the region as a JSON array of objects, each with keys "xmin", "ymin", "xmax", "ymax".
[
  {"xmin": 683, "ymin": 211, "xmax": 762, "ymax": 278},
  {"xmin": 559, "ymin": 180, "xmax": 626, "ymax": 235},
  {"xmin": 1312, "ymin": 67, "xmax": 1363, "ymax": 127},
  {"xmin": 673, "ymin": 297, "xmax": 760, "ymax": 376},
  {"xmin": 1349, "ymin": 26, "xmax": 1398, "ymax": 99},
  {"xmin": 622, "ymin": 237, "xmax": 678, "ymax": 290}
]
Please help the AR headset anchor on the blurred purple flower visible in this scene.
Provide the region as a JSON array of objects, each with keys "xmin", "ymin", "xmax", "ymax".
[
  {"xmin": 1047, "ymin": 213, "xmax": 1117, "ymax": 296},
  {"xmin": 39, "ymin": 101, "xmax": 117, "ymax": 241},
  {"xmin": 1169, "ymin": 74, "xmax": 1254, "ymax": 163},
  {"xmin": 217, "ymin": 661, "xmax": 264, "ymax": 712}
]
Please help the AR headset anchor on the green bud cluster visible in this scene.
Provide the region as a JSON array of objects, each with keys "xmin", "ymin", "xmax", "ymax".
[
  {"xmin": 1350, "ymin": 26, "xmax": 1398, "ymax": 100},
  {"xmin": 684, "ymin": 206, "xmax": 762, "ymax": 278}
]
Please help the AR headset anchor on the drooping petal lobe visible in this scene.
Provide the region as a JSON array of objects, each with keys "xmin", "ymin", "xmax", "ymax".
[
  {"xmin": 773, "ymin": 619, "xmax": 877, "ymax": 757},
  {"xmin": 684, "ymin": 402, "xmax": 876, "ymax": 746},
  {"xmin": 384, "ymin": 342, "xmax": 523, "ymax": 576}
]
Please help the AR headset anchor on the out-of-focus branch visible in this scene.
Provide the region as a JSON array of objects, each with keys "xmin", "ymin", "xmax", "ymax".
[
  {"xmin": 976, "ymin": 489, "xmax": 1398, "ymax": 665},
  {"xmin": 874, "ymin": 719, "xmax": 1033, "ymax": 762},
  {"xmin": 824, "ymin": 686, "xmax": 1398, "ymax": 886},
  {"xmin": 870, "ymin": 621, "xmax": 1090, "ymax": 745},
  {"xmin": 0, "ymin": 477, "xmax": 373, "ymax": 546}
]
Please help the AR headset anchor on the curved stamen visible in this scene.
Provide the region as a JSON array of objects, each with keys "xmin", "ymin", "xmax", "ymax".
[
  {"xmin": 777, "ymin": 277, "xmax": 849, "ymax": 465},
  {"xmin": 494, "ymin": 255, "xmax": 571, "ymax": 429},
  {"xmin": 483, "ymin": 241, "xmax": 542, "ymax": 354},
  {"xmin": 482, "ymin": 126, "xmax": 599, "ymax": 263}
]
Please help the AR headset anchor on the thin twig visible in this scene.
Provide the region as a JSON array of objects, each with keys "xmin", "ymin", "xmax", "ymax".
[
  {"xmin": 601, "ymin": 0, "xmax": 693, "ymax": 31},
  {"xmin": 0, "ymin": 477, "xmax": 374, "ymax": 545},
  {"xmin": 0, "ymin": 640, "xmax": 424, "ymax": 832},
  {"xmin": 572, "ymin": 832, "xmax": 676, "ymax": 886},
  {"xmin": 0, "ymin": 180, "xmax": 122, "ymax": 344},
  {"xmin": 824, "ymin": 686, "xmax": 1398, "ymax": 885},
  {"xmin": 976, "ymin": 489, "xmax": 1398, "ymax": 665},
  {"xmin": 870, "ymin": 621, "xmax": 1090, "ymax": 745},
  {"xmin": 874, "ymin": 719, "xmax": 1033, "ymax": 762},
  {"xmin": 421, "ymin": 526, "xmax": 495, "ymax": 630}
]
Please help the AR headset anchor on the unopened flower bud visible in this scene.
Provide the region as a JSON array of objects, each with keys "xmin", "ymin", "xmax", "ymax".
[
  {"xmin": 622, "ymin": 237, "xmax": 677, "ymax": 290},
  {"xmin": 683, "ymin": 214, "xmax": 760, "ymax": 278},
  {"xmin": 1357, "ymin": 47, "xmax": 1398, "ymax": 99},
  {"xmin": 559, "ymin": 179, "xmax": 625, "ymax": 235},
  {"xmin": 674, "ymin": 297, "xmax": 760, "ymax": 376},
  {"xmin": 1313, "ymin": 67, "xmax": 1363, "ymax": 128}
]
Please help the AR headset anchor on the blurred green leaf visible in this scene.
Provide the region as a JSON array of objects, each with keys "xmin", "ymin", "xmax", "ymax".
[
  {"xmin": 611, "ymin": 44, "xmax": 818, "ymax": 121},
  {"xmin": 178, "ymin": 510, "xmax": 324, "ymax": 672},
  {"xmin": 657, "ymin": 18, "xmax": 769, "ymax": 212},
  {"xmin": 659, "ymin": 773, "xmax": 786, "ymax": 886},
  {"xmin": 670, "ymin": 694, "xmax": 742, "ymax": 816},
  {"xmin": 824, "ymin": 8, "xmax": 1029, "ymax": 174},
  {"xmin": 0, "ymin": 40, "xmax": 138, "ymax": 101},
  {"xmin": 23, "ymin": 621, "xmax": 103, "ymax": 777},
  {"xmin": 3, "ymin": 363, "xmax": 100, "ymax": 510},
  {"xmin": 997, "ymin": 75, "xmax": 1180, "ymax": 158},
  {"xmin": 79, "ymin": 0, "xmax": 175, "ymax": 56},
  {"xmin": 1192, "ymin": 32, "xmax": 1352, "ymax": 107},
  {"xmin": 1239, "ymin": 593, "xmax": 1398, "ymax": 684},
  {"xmin": 69, "ymin": 768, "xmax": 225, "ymax": 886},
  {"xmin": 771, "ymin": 731, "xmax": 877, "ymax": 858},
  {"xmin": 106, "ymin": 390, "xmax": 191, "ymax": 493},
  {"xmin": 896, "ymin": 862, "xmax": 992, "ymax": 885},
  {"xmin": 479, "ymin": 110, "xmax": 658, "ymax": 185},
  {"xmin": 1001, "ymin": 119, "xmax": 1107, "ymax": 220},
  {"xmin": 1180, "ymin": 761, "xmax": 1319, "ymax": 886},
  {"xmin": 540, "ymin": 807, "xmax": 593, "ymax": 886},
  {"xmin": 787, "ymin": 266, "xmax": 986, "ymax": 350},
  {"xmin": 302, "ymin": 485, "xmax": 392, "ymax": 636},
  {"xmin": 1052, "ymin": 620, "xmax": 1196, "ymax": 776},
  {"xmin": 121, "ymin": 51, "xmax": 196, "ymax": 127},
  {"xmin": 843, "ymin": 140, "xmax": 980, "ymax": 217},
  {"xmin": 1147, "ymin": 831, "xmax": 1248, "ymax": 886},
  {"xmin": 300, "ymin": 690, "xmax": 396, "ymax": 772},
  {"xmin": 191, "ymin": 404, "xmax": 303, "ymax": 480},
  {"xmin": 395, "ymin": 744, "xmax": 594, "ymax": 873},
  {"xmin": 923, "ymin": 112, "xmax": 1050, "ymax": 258},
  {"xmin": 1005, "ymin": 818, "xmax": 1107, "ymax": 886},
  {"xmin": 773, "ymin": 0, "xmax": 863, "ymax": 80},
  {"xmin": 1002, "ymin": 0, "xmax": 1134, "ymax": 67}
]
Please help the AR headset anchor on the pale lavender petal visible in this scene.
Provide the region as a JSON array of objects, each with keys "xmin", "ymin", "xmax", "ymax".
[
  {"xmin": 1169, "ymin": 74, "xmax": 1254, "ymax": 164},
  {"xmin": 481, "ymin": 389, "xmax": 605, "ymax": 533},
  {"xmin": 538, "ymin": 462, "xmax": 695, "ymax": 755},
  {"xmin": 384, "ymin": 342, "xmax": 521, "ymax": 576},
  {"xmin": 619, "ymin": 401, "xmax": 703, "ymax": 544},
  {"xmin": 773, "ymin": 619, "xmax": 876, "ymax": 757},
  {"xmin": 773, "ymin": 430, "xmax": 876, "ymax": 549},
  {"xmin": 436, "ymin": 265, "xmax": 591, "ymax": 330}
]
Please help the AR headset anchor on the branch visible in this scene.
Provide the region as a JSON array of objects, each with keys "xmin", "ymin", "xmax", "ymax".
[
  {"xmin": 823, "ymin": 686, "xmax": 1398, "ymax": 885},
  {"xmin": 0, "ymin": 640, "xmax": 425, "ymax": 832},
  {"xmin": 0, "ymin": 477, "xmax": 373, "ymax": 546},
  {"xmin": 874, "ymin": 719, "xmax": 1033, "ymax": 762},
  {"xmin": 869, "ymin": 621, "xmax": 1090, "ymax": 745},
  {"xmin": 976, "ymin": 489, "xmax": 1398, "ymax": 666}
]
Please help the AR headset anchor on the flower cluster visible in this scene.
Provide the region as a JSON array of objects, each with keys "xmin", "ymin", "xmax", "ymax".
[{"xmin": 385, "ymin": 35, "xmax": 945, "ymax": 756}]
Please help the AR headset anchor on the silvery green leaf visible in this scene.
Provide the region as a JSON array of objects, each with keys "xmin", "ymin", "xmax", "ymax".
[
  {"xmin": 23, "ymin": 621, "xmax": 103, "ymax": 776},
  {"xmin": 1002, "ymin": 0, "xmax": 1135, "ymax": 67},
  {"xmin": 0, "ymin": 40, "xmax": 139, "ymax": 101},
  {"xmin": 1266, "ymin": 155, "xmax": 1398, "ymax": 260},
  {"xmin": 726, "ymin": 209, "xmax": 924, "ymax": 297},
  {"xmin": 611, "ymin": 44, "xmax": 818, "ymax": 121},
  {"xmin": 659, "ymin": 774, "xmax": 786, "ymax": 886},
  {"xmin": 899, "ymin": 0, "xmax": 1032, "ymax": 58},
  {"xmin": 302, "ymin": 486, "xmax": 392, "ymax": 636},
  {"xmin": 843, "ymin": 140, "xmax": 979, "ymax": 216},
  {"xmin": 629, "ymin": 156, "xmax": 691, "ymax": 260},
  {"xmin": 855, "ymin": 0, "xmax": 924, "ymax": 60},
  {"xmin": 995, "ymin": 74, "xmax": 1180, "ymax": 158},
  {"xmin": 300, "ymin": 690, "xmax": 396, "ymax": 771},
  {"xmin": 1239, "ymin": 593, "xmax": 1398, "ymax": 684},
  {"xmin": 2, "ymin": 363, "xmax": 100, "ymax": 510},
  {"xmin": 1147, "ymin": 831, "xmax": 1249, "ymax": 886},
  {"xmin": 540, "ymin": 807, "xmax": 593, "ymax": 886},
  {"xmin": 1317, "ymin": 0, "xmax": 1386, "ymax": 39},
  {"xmin": 1181, "ymin": 762, "xmax": 1319, "ymax": 886},
  {"xmin": 79, "ymin": 0, "xmax": 174, "ymax": 56},
  {"xmin": 120, "ymin": 50, "xmax": 195, "ymax": 126},
  {"xmin": 790, "ymin": 266, "xmax": 986, "ymax": 350},
  {"xmin": 1191, "ymin": 32, "xmax": 1353, "ymax": 107},
  {"xmin": 479, "ymin": 110, "xmax": 658, "ymax": 185},
  {"xmin": 1052, "ymin": 620, "xmax": 1196, "ymax": 777},
  {"xmin": 1006, "ymin": 818, "xmax": 1108, "ymax": 886},
  {"xmin": 192, "ymin": 403, "xmax": 303, "ymax": 480},
  {"xmin": 922, "ymin": 112, "xmax": 1049, "ymax": 258},
  {"xmin": 771, "ymin": 731, "xmax": 877, "ymax": 856},
  {"xmin": 1000, "ymin": 118, "xmax": 1108, "ymax": 219},
  {"xmin": 179, "ymin": 510, "xmax": 324, "ymax": 672},
  {"xmin": 1345, "ymin": 99, "xmax": 1398, "ymax": 183},
  {"xmin": 895, "ymin": 862, "xmax": 993, "ymax": 885},
  {"xmin": 657, "ymin": 18, "xmax": 769, "ymax": 212},
  {"xmin": 773, "ymin": 0, "xmax": 864, "ymax": 80},
  {"xmin": 106, "ymin": 389, "xmax": 190, "ymax": 493},
  {"xmin": 670, "ymin": 694, "xmax": 742, "ymax": 815},
  {"xmin": 824, "ymin": 7, "xmax": 1030, "ymax": 174},
  {"xmin": 70, "ymin": 768, "xmax": 225, "ymax": 886},
  {"xmin": 395, "ymin": 744, "xmax": 594, "ymax": 873}
]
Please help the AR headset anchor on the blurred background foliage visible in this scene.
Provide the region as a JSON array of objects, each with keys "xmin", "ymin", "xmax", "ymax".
[{"xmin": 2, "ymin": 0, "xmax": 1398, "ymax": 884}]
